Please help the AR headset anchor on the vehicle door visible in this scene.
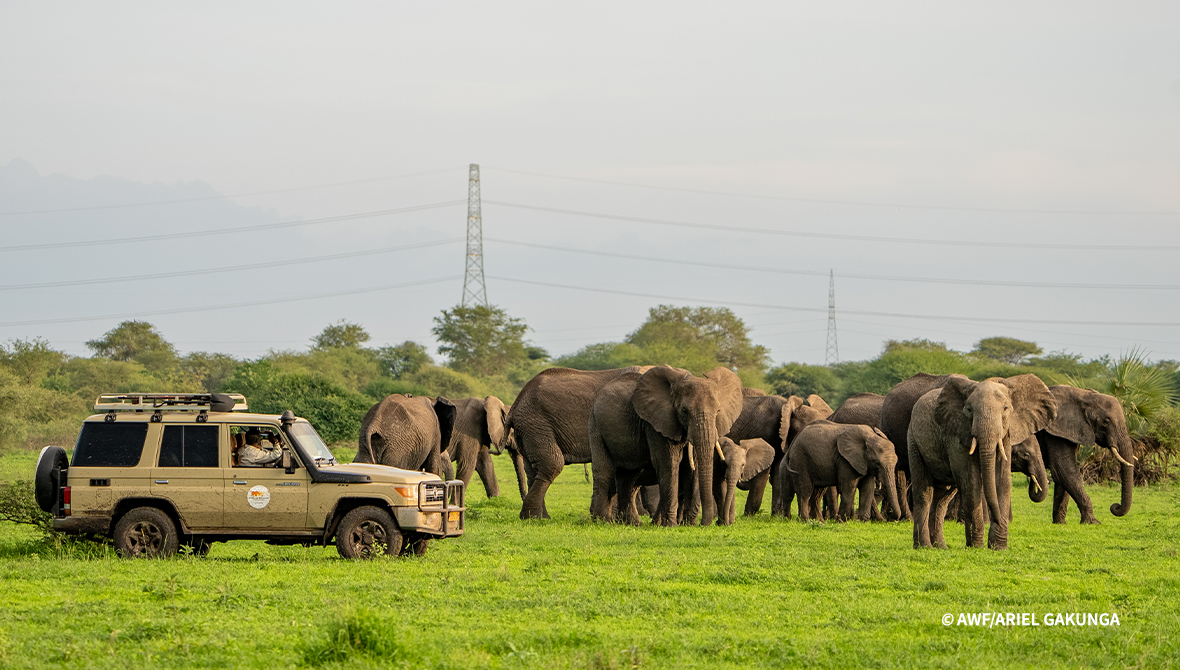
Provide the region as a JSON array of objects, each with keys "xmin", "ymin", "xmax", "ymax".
[
  {"xmin": 223, "ymin": 424, "xmax": 310, "ymax": 529},
  {"xmin": 150, "ymin": 422, "xmax": 223, "ymax": 529}
]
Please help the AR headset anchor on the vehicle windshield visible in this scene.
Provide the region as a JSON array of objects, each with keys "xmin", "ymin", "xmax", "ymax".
[{"xmin": 288, "ymin": 421, "xmax": 337, "ymax": 465}]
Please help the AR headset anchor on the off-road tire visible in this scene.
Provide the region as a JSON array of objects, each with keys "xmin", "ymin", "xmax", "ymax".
[
  {"xmin": 34, "ymin": 446, "xmax": 68, "ymax": 513},
  {"xmin": 336, "ymin": 506, "xmax": 402, "ymax": 559},
  {"xmin": 401, "ymin": 535, "xmax": 430, "ymax": 557},
  {"xmin": 114, "ymin": 507, "xmax": 179, "ymax": 558}
]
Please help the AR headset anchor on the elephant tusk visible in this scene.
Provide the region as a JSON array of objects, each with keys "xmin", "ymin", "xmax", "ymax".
[
  {"xmin": 715, "ymin": 441, "xmax": 726, "ymax": 463},
  {"xmin": 687, "ymin": 443, "xmax": 696, "ymax": 471},
  {"xmin": 1029, "ymin": 476, "xmax": 1042, "ymax": 494},
  {"xmin": 968, "ymin": 438, "xmax": 976, "ymax": 455},
  {"xmin": 1110, "ymin": 447, "xmax": 1134, "ymax": 468}
]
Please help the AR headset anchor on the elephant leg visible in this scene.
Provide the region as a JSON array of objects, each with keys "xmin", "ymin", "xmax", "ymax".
[
  {"xmin": 516, "ymin": 426, "xmax": 562, "ymax": 520},
  {"xmin": 962, "ymin": 464, "xmax": 986, "ymax": 549},
  {"xmin": 769, "ymin": 451, "xmax": 786, "ymax": 516},
  {"xmin": 639, "ymin": 486, "xmax": 660, "ymax": 522},
  {"xmin": 795, "ymin": 472, "xmax": 815, "ymax": 522},
  {"xmin": 650, "ymin": 440, "xmax": 680, "ymax": 527},
  {"xmin": 868, "ymin": 479, "xmax": 885, "ymax": 521},
  {"xmin": 588, "ymin": 418, "xmax": 616, "ymax": 521},
  {"xmin": 896, "ymin": 467, "xmax": 913, "ymax": 520},
  {"xmin": 615, "ymin": 470, "xmax": 642, "ymax": 526},
  {"xmin": 1048, "ymin": 443, "xmax": 1098, "ymax": 524},
  {"xmin": 474, "ymin": 445, "xmax": 500, "ymax": 498},
  {"xmin": 837, "ymin": 477, "xmax": 858, "ymax": 522},
  {"xmin": 930, "ymin": 486, "xmax": 955, "ymax": 549},
  {"xmin": 822, "ymin": 487, "xmax": 838, "ymax": 521},
  {"xmin": 909, "ymin": 452, "xmax": 934, "ymax": 548},
  {"xmin": 855, "ymin": 476, "xmax": 875, "ymax": 521},
  {"xmin": 454, "ymin": 442, "xmax": 479, "ymax": 488},
  {"xmin": 777, "ymin": 463, "xmax": 795, "ymax": 519},
  {"xmin": 742, "ymin": 467, "xmax": 771, "ymax": 517}
]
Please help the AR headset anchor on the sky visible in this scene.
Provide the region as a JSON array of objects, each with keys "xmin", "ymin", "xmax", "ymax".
[{"xmin": 1, "ymin": 2, "xmax": 1178, "ymax": 365}]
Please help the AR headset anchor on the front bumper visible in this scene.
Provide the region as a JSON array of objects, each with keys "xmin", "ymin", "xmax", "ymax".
[{"xmin": 394, "ymin": 479, "xmax": 465, "ymax": 538}]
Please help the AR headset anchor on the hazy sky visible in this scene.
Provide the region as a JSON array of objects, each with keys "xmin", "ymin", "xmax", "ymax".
[{"xmin": 2, "ymin": 3, "xmax": 1178, "ymax": 364}]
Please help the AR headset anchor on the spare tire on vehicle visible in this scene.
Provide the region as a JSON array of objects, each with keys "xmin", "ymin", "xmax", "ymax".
[{"xmin": 34, "ymin": 446, "xmax": 69, "ymax": 513}]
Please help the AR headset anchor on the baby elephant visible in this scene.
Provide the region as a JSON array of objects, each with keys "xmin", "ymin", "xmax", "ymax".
[
  {"xmin": 781, "ymin": 421, "xmax": 900, "ymax": 522},
  {"xmin": 712, "ymin": 437, "xmax": 776, "ymax": 525}
]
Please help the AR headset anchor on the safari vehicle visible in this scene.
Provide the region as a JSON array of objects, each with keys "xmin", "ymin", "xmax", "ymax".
[{"xmin": 34, "ymin": 393, "xmax": 465, "ymax": 559}]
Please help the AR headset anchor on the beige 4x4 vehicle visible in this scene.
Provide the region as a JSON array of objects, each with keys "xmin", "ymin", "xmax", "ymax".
[{"xmin": 34, "ymin": 393, "xmax": 465, "ymax": 559}]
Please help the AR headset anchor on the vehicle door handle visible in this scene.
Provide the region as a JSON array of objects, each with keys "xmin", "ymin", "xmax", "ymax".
[
  {"xmin": 233, "ymin": 480, "xmax": 248, "ymax": 485},
  {"xmin": 154, "ymin": 480, "xmax": 169, "ymax": 484}
]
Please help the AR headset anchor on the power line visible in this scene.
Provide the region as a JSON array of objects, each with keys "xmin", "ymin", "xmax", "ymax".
[
  {"xmin": 0, "ymin": 238, "xmax": 463, "ymax": 291},
  {"xmin": 0, "ymin": 200, "xmax": 465, "ymax": 253},
  {"xmin": 486, "ymin": 275, "xmax": 1180, "ymax": 327},
  {"xmin": 484, "ymin": 237, "xmax": 1180, "ymax": 289},
  {"xmin": 0, "ymin": 276, "xmax": 461, "ymax": 328},
  {"xmin": 0, "ymin": 167, "xmax": 463, "ymax": 217},
  {"xmin": 485, "ymin": 167, "xmax": 1180, "ymax": 217},
  {"xmin": 483, "ymin": 201, "xmax": 1180, "ymax": 252}
]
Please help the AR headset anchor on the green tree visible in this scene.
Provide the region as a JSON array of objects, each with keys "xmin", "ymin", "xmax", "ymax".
[
  {"xmin": 179, "ymin": 352, "xmax": 240, "ymax": 393},
  {"xmin": 376, "ymin": 341, "xmax": 433, "ymax": 378},
  {"xmin": 766, "ymin": 363, "xmax": 842, "ymax": 400},
  {"xmin": 431, "ymin": 304, "xmax": 537, "ymax": 377},
  {"xmin": 973, "ymin": 337, "xmax": 1042, "ymax": 365},
  {"xmin": 85, "ymin": 320, "xmax": 176, "ymax": 369},
  {"xmin": 626, "ymin": 305, "xmax": 769, "ymax": 371},
  {"xmin": 312, "ymin": 320, "xmax": 371, "ymax": 350},
  {"xmin": 0, "ymin": 338, "xmax": 67, "ymax": 385}
]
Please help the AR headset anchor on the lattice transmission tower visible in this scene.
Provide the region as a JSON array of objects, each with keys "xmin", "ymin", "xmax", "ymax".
[
  {"xmin": 461, "ymin": 163, "xmax": 488, "ymax": 308},
  {"xmin": 825, "ymin": 269, "xmax": 839, "ymax": 365}
]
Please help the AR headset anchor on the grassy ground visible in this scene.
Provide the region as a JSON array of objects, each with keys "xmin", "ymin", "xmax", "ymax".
[{"xmin": 0, "ymin": 447, "xmax": 1177, "ymax": 669}]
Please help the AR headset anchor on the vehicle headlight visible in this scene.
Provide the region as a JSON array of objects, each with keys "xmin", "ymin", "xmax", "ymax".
[{"xmin": 393, "ymin": 486, "xmax": 417, "ymax": 503}]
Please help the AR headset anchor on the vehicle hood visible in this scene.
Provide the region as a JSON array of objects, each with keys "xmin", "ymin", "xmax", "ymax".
[{"xmin": 319, "ymin": 462, "xmax": 441, "ymax": 484}]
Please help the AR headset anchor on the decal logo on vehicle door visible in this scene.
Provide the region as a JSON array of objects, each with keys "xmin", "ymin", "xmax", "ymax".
[{"xmin": 247, "ymin": 485, "xmax": 271, "ymax": 509}]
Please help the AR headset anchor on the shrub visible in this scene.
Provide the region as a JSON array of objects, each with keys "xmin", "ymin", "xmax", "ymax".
[{"xmin": 219, "ymin": 362, "xmax": 372, "ymax": 444}]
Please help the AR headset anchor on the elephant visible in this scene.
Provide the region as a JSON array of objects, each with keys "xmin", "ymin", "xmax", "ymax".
[
  {"xmin": 829, "ymin": 392, "xmax": 888, "ymax": 519},
  {"xmin": 440, "ymin": 396, "xmax": 507, "ymax": 498},
  {"xmin": 712, "ymin": 437, "xmax": 776, "ymax": 525},
  {"xmin": 589, "ymin": 365, "xmax": 744, "ymax": 526},
  {"xmin": 778, "ymin": 420, "xmax": 900, "ymax": 522},
  {"xmin": 504, "ymin": 366, "xmax": 649, "ymax": 519},
  {"xmin": 356, "ymin": 394, "xmax": 456, "ymax": 478},
  {"xmin": 880, "ymin": 374, "xmax": 966, "ymax": 520},
  {"xmin": 726, "ymin": 393, "xmax": 833, "ymax": 517},
  {"xmin": 945, "ymin": 434, "xmax": 1049, "ymax": 522},
  {"xmin": 908, "ymin": 374, "xmax": 1057, "ymax": 550},
  {"xmin": 1037, "ymin": 385, "xmax": 1135, "ymax": 524}
]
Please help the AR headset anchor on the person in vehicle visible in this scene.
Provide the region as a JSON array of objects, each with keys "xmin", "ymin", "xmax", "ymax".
[{"xmin": 237, "ymin": 428, "xmax": 282, "ymax": 467}]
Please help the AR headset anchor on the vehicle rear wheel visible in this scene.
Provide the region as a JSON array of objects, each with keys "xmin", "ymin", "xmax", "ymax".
[
  {"xmin": 114, "ymin": 507, "xmax": 179, "ymax": 558},
  {"xmin": 336, "ymin": 506, "xmax": 402, "ymax": 559}
]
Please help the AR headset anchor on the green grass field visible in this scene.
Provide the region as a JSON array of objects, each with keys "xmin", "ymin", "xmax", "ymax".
[{"xmin": 1, "ymin": 447, "xmax": 1177, "ymax": 669}]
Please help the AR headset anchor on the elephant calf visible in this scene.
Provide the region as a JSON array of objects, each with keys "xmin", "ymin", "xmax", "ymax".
[
  {"xmin": 712, "ymin": 438, "xmax": 775, "ymax": 525},
  {"xmin": 780, "ymin": 421, "xmax": 899, "ymax": 522}
]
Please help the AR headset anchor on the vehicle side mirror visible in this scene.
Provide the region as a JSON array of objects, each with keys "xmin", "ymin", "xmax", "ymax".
[{"xmin": 283, "ymin": 448, "xmax": 294, "ymax": 474}]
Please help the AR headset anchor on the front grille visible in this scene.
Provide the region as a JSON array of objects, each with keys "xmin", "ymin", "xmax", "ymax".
[{"xmin": 422, "ymin": 483, "xmax": 446, "ymax": 507}]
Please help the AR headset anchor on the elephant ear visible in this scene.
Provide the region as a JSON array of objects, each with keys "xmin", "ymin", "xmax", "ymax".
[
  {"xmin": 807, "ymin": 394, "xmax": 834, "ymax": 417},
  {"xmin": 934, "ymin": 376, "xmax": 976, "ymax": 442},
  {"xmin": 1044, "ymin": 386, "xmax": 1097, "ymax": 446},
  {"xmin": 742, "ymin": 387, "xmax": 767, "ymax": 397},
  {"xmin": 738, "ymin": 438, "xmax": 775, "ymax": 484},
  {"xmin": 634, "ymin": 365, "xmax": 689, "ymax": 441},
  {"xmin": 704, "ymin": 367, "xmax": 744, "ymax": 435},
  {"xmin": 779, "ymin": 395, "xmax": 806, "ymax": 448},
  {"xmin": 836, "ymin": 426, "xmax": 870, "ymax": 476},
  {"xmin": 432, "ymin": 396, "xmax": 457, "ymax": 454},
  {"xmin": 482, "ymin": 395, "xmax": 507, "ymax": 448},
  {"xmin": 1001, "ymin": 374, "xmax": 1058, "ymax": 446}
]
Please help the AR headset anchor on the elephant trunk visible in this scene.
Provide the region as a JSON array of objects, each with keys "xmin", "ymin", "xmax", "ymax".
[
  {"xmin": 689, "ymin": 416, "xmax": 718, "ymax": 526},
  {"xmin": 980, "ymin": 440, "xmax": 1002, "ymax": 530},
  {"xmin": 1111, "ymin": 435, "xmax": 1135, "ymax": 516},
  {"xmin": 880, "ymin": 462, "xmax": 901, "ymax": 522},
  {"xmin": 1028, "ymin": 453, "xmax": 1049, "ymax": 503}
]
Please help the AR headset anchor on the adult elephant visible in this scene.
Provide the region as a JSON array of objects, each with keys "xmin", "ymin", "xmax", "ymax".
[
  {"xmin": 727, "ymin": 393, "xmax": 832, "ymax": 517},
  {"xmin": 356, "ymin": 394, "xmax": 456, "ymax": 478},
  {"xmin": 441, "ymin": 396, "xmax": 507, "ymax": 498},
  {"xmin": 589, "ymin": 365, "xmax": 743, "ymax": 526},
  {"xmin": 945, "ymin": 434, "xmax": 1049, "ymax": 522},
  {"xmin": 778, "ymin": 421, "xmax": 900, "ymax": 522},
  {"xmin": 1038, "ymin": 386, "xmax": 1135, "ymax": 524},
  {"xmin": 880, "ymin": 374, "xmax": 964, "ymax": 520},
  {"xmin": 908, "ymin": 375, "xmax": 1056, "ymax": 550},
  {"xmin": 504, "ymin": 366, "xmax": 649, "ymax": 519},
  {"xmin": 830, "ymin": 392, "xmax": 885, "ymax": 426}
]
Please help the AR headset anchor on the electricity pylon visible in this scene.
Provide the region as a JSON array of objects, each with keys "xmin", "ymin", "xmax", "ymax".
[
  {"xmin": 825, "ymin": 270, "xmax": 839, "ymax": 365},
  {"xmin": 461, "ymin": 163, "xmax": 488, "ymax": 307}
]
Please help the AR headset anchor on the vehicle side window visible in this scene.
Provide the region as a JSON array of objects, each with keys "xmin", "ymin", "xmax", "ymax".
[
  {"xmin": 230, "ymin": 425, "xmax": 290, "ymax": 468},
  {"xmin": 72, "ymin": 422, "xmax": 149, "ymax": 467},
  {"xmin": 158, "ymin": 425, "xmax": 220, "ymax": 468}
]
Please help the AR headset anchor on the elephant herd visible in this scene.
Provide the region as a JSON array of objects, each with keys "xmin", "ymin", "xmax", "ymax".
[{"xmin": 355, "ymin": 365, "xmax": 1137, "ymax": 551}]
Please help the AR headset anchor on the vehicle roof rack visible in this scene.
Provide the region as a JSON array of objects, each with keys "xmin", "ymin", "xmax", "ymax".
[{"xmin": 94, "ymin": 393, "xmax": 247, "ymax": 413}]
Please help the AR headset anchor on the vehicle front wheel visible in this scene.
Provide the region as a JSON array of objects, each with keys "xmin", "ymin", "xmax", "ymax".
[
  {"xmin": 336, "ymin": 506, "xmax": 402, "ymax": 559},
  {"xmin": 401, "ymin": 535, "xmax": 430, "ymax": 557},
  {"xmin": 114, "ymin": 507, "xmax": 179, "ymax": 558}
]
